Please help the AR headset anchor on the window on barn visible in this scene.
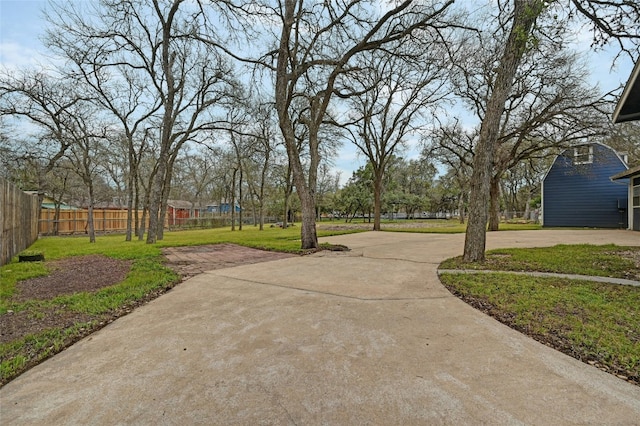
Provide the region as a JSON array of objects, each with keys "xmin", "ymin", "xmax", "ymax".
[{"xmin": 573, "ymin": 145, "xmax": 593, "ymax": 165}]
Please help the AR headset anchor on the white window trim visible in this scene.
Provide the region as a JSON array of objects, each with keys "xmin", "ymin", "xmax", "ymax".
[{"xmin": 574, "ymin": 145, "xmax": 593, "ymax": 165}]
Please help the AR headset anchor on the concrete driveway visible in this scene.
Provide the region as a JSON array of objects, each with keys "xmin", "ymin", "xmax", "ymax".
[{"xmin": 1, "ymin": 230, "xmax": 639, "ymax": 425}]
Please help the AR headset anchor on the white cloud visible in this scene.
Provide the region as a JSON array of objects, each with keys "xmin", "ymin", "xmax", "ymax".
[{"xmin": 0, "ymin": 41, "xmax": 45, "ymax": 71}]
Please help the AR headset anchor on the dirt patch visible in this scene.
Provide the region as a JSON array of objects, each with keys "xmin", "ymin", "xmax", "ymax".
[
  {"xmin": 162, "ymin": 244, "xmax": 297, "ymax": 280},
  {"xmin": 613, "ymin": 250, "xmax": 640, "ymax": 280},
  {"xmin": 1, "ymin": 245, "xmax": 297, "ymax": 382},
  {"xmin": 2, "ymin": 255, "xmax": 133, "ymax": 346},
  {"xmin": 1, "ymin": 309, "xmax": 94, "ymax": 345}
]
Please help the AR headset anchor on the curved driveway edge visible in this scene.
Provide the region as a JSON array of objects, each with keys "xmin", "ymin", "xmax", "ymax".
[
  {"xmin": 438, "ymin": 269, "xmax": 640, "ymax": 286},
  {"xmin": 1, "ymin": 230, "xmax": 639, "ymax": 424}
]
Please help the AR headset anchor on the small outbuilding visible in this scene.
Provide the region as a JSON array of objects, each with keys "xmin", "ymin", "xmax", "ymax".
[
  {"xmin": 167, "ymin": 200, "xmax": 201, "ymax": 226},
  {"xmin": 542, "ymin": 142, "xmax": 629, "ymax": 228}
]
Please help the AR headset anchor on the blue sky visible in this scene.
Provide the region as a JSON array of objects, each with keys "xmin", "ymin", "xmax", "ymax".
[
  {"xmin": 1, "ymin": 0, "xmax": 635, "ymax": 184},
  {"xmin": 0, "ymin": 1, "xmax": 47, "ymax": 69}
]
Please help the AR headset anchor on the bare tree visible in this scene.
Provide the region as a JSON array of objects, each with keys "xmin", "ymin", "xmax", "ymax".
[
  {"xmin": 45, "ymin": 0, "xmax": 236, "ymax": 243},
  {"xmin": 0, "ymin": 70, "xmax": 87, "ymax": 201},
  {"xmin": 604, "ymin": 122, "xmax": 640, "ymax": 165},
  {"xmin": 425, "ymin": 122, "xmax": 475, "ymax": 223},
  {"xmin": 271, "ymin": 0, "xmax": 455, "ymax": 249},
  {"xmin": 462, "ymin": 0, "xmax": 544, "ymax": 261},
  {"xmin": 170, "ymin": 147, "xmax": 220, "ymax": 212},
  {"xmin": 342, "ymin": 48, "xmax": 449, "ymax": 230},
  {"xmin": 0, "ymin": 68, "xmax": 120, "ymax": 242},
  {"xmin": 486, "ymin": 49, "xmax": 609, "ymax": 230},
  {"xmin": 44, "ymin": 25, "xmax": 162, "ymax": 241},
  {"xmin": 62, "ymin": 110, "xmax": 111, "ymax": 243},
  {"xmin": 460, "ymin": 0, "xmax": 639, "ymax": 261},
  {"xmin": 242, "ymin": 101, "xmax": 281, "ymax": 230}
]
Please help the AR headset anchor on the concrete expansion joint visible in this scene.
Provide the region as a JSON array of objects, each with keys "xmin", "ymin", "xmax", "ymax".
[
  {"xmin": 213, "ymin": 273, "xmax": 455, "ymax": 301},
  {"xmin": 360, "ymin": 255, "xmax": 436, "ymax": 265},
  {"xmin": 437, "ymin": 269, "xmax": 640, "ymax": 287}
]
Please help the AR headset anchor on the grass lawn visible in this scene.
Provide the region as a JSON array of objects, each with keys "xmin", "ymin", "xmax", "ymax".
[
  {"xmin": 439, "ymin": 244, "xmax": 640, "ymax": 385},
  {"xmin": 318, "ymin": 218, "xmax": 542, "ymax": 233},
  {"xmin": 0, "ymin": 225, "xmax": 359, "ymax": 385},
  {"xmin": 440, "ymin": 244, "xmax": 640, "ymax": 279},
  {"xmin": 387, "ymin": 222, "xmax": 542, "ymax": 233},
  {"xmin": 3, "ymin": 225, "xmax": 637, "ymax": 387}
]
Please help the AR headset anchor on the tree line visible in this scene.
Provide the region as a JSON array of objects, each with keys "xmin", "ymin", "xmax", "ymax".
[{"xmin": 1, "ymin": 0, "xmax": 638, "ymax": 261}]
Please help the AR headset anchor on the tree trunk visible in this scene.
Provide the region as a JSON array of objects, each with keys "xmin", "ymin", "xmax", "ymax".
[
  {"xmin": 298, "ymin": 189, "xmax": 318, "ymax": 249},
  {"xmin": 258, "ymin": 149, "xmax": 269, "ymax": 231},
  {"xmin": 274, "ymin": 1, "xmax": 318, "ymax": 249},
  {"xmin": 86, "ymin": 184, "xmax": 96, "ymax": 243},
  {"xmin": 138, "ymin": 208, "xmax": 146, "ymax": 240},
  {"xmin": 373, "ymin": 172, "xmax": 383, "ymax": 231},
  {"xmin": 125, "ymin": 143, "xmax": 136, "ymax": 242},
  {"xmin": 134, "ymin": 174, "xmax": 141, "ymax": 239},
  {"xmin": 283, "ymin": 165, "xmax": 292, "ymax": 229},
  {"xmin": 238, "ymin": 168, "xmax": 243, "ymax": 231},
  {"xmin": 157, "ymin": 156, "xmax": 176, "ymax": 240},
  {"xmin": 257, "ymin": 182, "xmax": 264, "ymax": 231},
  {"xmin": 458, "ymin": 193, "xmax": 465, "ymax": 224},
  {"xmin": 463, "ymin": 0, "xmax": 542, "ymax": 262},
  {"xmin": 283, "ymin": 191, "xmax": 290, "ymax": 229},
  {"xmin": 138, "ymin": 178, "xmax": 151, "ymax": 241},
  {"xmin": 148, "ymin": 11, "xmax": 177, "ymax": 243},
  {"xmin": 157, "ymin": 197, "xmax": 168, "ymax": 238},
  {"xmin": 523, "ymin": 191, "xmax": 531, "ymax": 220},
  {"xmin": 146, "ymin": 152, "xmax": 167, "ymax": 243},
  {"xmin": 126, "ymin": 186, "xmax": 134, "ymax": 242},
  {"xmin": 53, "ymin": 204, "xmax": 61, "ymax": 236},
  {"xmin": 488, "ymin": 176, "xmax": 501, "ymax": 231},
  {"xmin": 231, "ymin": 168, "xmax": 237, "ymax": 231},
  {"xmin": 296, "ymin": 120, "xmax": 321, "ymax": 248}
]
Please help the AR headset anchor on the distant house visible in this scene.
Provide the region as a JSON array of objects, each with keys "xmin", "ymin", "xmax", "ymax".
[
  {"xmin": 206, "ymin": 202, "xmax": 240, "ymax": 214},
  {"xmin": 167, "ymin": 200, "xmax": 200, "ymax": 226},
  {"xmin": 24, "ymin": 192, "xmax": 77, "ymax": 210},
  {"xmin": 612, "ymin": 58, "xmax": 640, "ymax": 231},
  {"xmin": 542, "ymin": 142, "xmax": 629, "ymax": 228}
]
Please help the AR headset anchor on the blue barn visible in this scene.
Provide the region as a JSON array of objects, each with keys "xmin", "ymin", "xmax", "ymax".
[{"xmin": 542, "ymin": 142, "xmax": 629, "ymax": 228}]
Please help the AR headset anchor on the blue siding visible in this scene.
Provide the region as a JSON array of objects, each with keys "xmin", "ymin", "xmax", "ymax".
[
  {"xmin": 207, "ymin": 203, "xmax": 240, "ymax": 214},
  {"xmin": 543, "ymin": 144, "xmax": 629, "ymax": 228}
]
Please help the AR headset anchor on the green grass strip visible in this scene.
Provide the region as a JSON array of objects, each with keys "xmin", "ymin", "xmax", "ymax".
[
  {"xmin": 440, "ymin": 244, "xmax": 640, "ymax": 279},
  {"xmin": 440, "ymin": 272, "xmax": 640, "ymax": 378}
]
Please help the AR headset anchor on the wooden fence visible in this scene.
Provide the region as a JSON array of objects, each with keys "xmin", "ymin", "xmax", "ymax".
[
  {"xmin": 39, "ymin": 209, "xmax": 150, "ymax": 235},
  {"xmin": 39, "ymin": 209, "xmax": 243, "ymax": 235},
  {"xmin": 1, "ymin": 178, "xmax": 40, "ymax": 266}
]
